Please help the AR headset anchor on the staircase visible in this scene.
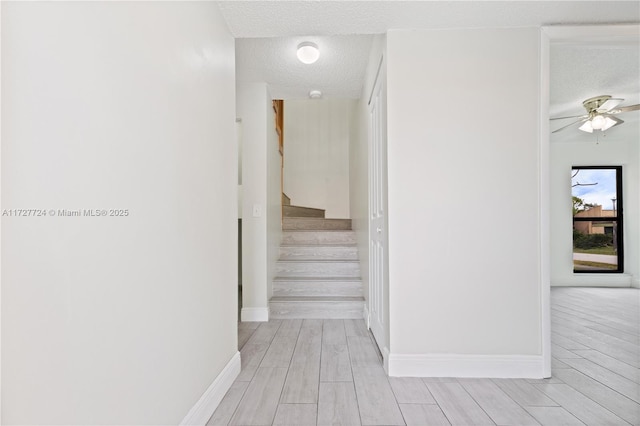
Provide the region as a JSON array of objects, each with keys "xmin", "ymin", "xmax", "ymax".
[{"xmin": 269, "ymin": 216, "xmax": 365, "ymax": 319}]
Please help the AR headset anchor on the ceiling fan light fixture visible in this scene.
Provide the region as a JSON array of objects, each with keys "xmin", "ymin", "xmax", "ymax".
[
  {"xmin": 578, "ymin": 120, "xmax": 594, "ymax": 133},
  {"xmin": 552, "ymin": 95, "xmax": 638, "ymax": 134},
  {"xmin": 578, "ymin": 114, "xmax": 619, "ymax": 133},
  {"xmin": 600, "ymin": 116, "xmax": 617, "ymax": 131},
  {"xmin": 296, "ymin": 42, "xmax": 319, "ymax": 64},
  {"xmin": 591, "ymin": 114, "xmax": 606, "ymax": 130}
]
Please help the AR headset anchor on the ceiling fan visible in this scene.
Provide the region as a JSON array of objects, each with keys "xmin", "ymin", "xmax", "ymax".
[{"xmin": 551, "ymin": 95, "xmax": 640, "ymax": 134}]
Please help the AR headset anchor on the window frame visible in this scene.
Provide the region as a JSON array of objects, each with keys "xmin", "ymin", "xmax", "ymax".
[{"xmin": 572, "ymin": 165, "xmax": 624, "ymax": 274}]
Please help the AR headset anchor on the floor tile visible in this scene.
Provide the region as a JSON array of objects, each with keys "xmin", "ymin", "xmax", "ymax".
[
  {"xmin": 318, "ymin": 382, "xmax": 361, "ymax": 426},
  {"xmin": 534, "ymin": 383, "xmax": 627, "ymax": 426},
  {"xmin": 460, "ymin": 379, "xmax": 538, "ymax": 425},
  {"xmin": 272, "ymin": 403, "xmax": 317, "ymax": 426},
  {"xmin": 352, "ymin": 366, "xmax": 404, "ymax": 425},
  {"xmin": 426, "ymin": 382, "xmax": 495, "ymax": 426},
  {"xmin": 399, "ymin": 404, "xmax": 451, "ymax": 426},
  {"xmin": 230, "ymin": 367, "xmax": 288, "ymax": 426},
  {"xmin": 389, "ymin": 377, "xmax": 436, "ymax": 404},
  {"xmin": 207, "ymin": 381, "xmax": 249, "ymax": 426},
  {"xmin": 524, "ymin": 406, "xmax": 585, "ymax": 426}
]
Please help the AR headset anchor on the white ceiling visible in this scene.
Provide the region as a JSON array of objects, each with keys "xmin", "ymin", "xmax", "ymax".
[
  {"xmin": 235, "ymin": 35, "xmax": 373, "ymax": 99},
  {"xmin": 220, "ymin": 1, "xmax": 640, "ymax": 140},
  {"xmin": 550, "ymin": 43, "xmax": 640, "ymax": 142},
  {"xmin": 219, "ymin": 1, "xmax": 640, "ymax": 39}
]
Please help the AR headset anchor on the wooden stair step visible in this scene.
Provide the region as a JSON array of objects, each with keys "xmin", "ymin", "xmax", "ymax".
[
  {"xmin": 279, "ymin": 245, "xmax": 358, "ymax": 260},
  {"xmin": 269, "ymin": 296, "xmax": 365, "ymax": 319},
  {"xmin": 276, "ymin": 260, "xmax": 360, "ymax": 277},
  {"xmin": 271, "ymin": 296, "xmax": 364, "ymax": 302},
  {"xmin": 283, "ymin": 217, "xmax": 352, "ymax": 231},
  {"xmin": 282, "ymin": 230, "xmax": 356, "ymax": 245},
  {"xmin": 273, "ymin": 277, "xmax": 363, "ymax": 297},
  {"xmin": 283, "ymin": 205, "xmax": 325, "ymax": 218}
]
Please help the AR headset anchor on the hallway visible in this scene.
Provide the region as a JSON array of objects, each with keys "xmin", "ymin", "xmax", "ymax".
[{"xmin": 209, "ymin": 287, "xmax": 639, "ymax": 425}]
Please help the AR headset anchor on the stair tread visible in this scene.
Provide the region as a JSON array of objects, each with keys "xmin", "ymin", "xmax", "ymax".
[
  {"xmin": 285, "ymin": 205, "xmax": 325, "ymax": 211},
  {"xmin": 283, "ymin": 218, "xmax": 352, "ymax": 230},
  {"xmin": 283, "ymin": 219, "xmax": 350, "ymax": 223},
  {"xmin": 281, "ymin": 247, "xmax": 356, "ymax": 250},
  {"xmin": 283, "ymin": 241, "xmax": 356, "ymax": 245},
  {"xmin": 270, "ymin": 296, "xmax": 364, "ymax": 302},
  {"xmin": 284, "ymin": 230, "xmax": 353, "ymax": 233},
  {"xmin": 283, "ymin": 205, "xmax": 325, "ymax": 218},
  {"xmin": 284, "ymin": 217, "xmax": 349, "ymax": 220},
  {"xmin": 278, "ymin": 259, "xmax": 359, "ymax": 263},
  {"xmin": 274, "ymin": 279, "xmax": 361, "ymax": 282},
  {"xmin": 273, "ymin": 276, "xmax": 362, "ymax": 281},
  {"xmin": 281, "ymin": 246, "xmax": 357, "ymax": 250}
]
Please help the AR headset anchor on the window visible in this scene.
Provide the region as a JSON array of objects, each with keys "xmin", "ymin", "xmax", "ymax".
[{"xmin": 572, "ymin": 166, "xmax": 623, "ymax": 273}]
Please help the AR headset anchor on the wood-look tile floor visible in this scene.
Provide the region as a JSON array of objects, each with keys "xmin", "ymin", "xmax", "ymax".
[{"xmin": 209, "ymin": 287, "xmax": 639, "ymax": 425}]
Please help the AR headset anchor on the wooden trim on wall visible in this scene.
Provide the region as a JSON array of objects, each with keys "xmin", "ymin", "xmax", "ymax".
[{"xmin": 273, "ymin": 99, "xmax": 284, "ymax": 154}]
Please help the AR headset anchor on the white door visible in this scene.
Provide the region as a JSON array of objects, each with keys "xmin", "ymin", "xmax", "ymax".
[{"xmin": 368, "ymin": 58, "xmax": 388, "ymax": 358}]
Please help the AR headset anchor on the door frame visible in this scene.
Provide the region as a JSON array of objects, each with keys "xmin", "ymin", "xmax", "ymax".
[{"xmin": 539, "ymin": 23, "xmax": 640, "ymax": 378}]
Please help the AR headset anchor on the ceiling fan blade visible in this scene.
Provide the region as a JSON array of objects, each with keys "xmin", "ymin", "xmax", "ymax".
[
  {"xmin": 550, "ymin": 114, "xmax": 588, "ymax": 121},
  {"xmin": 610, "ymin": 104, "xmax": 640, "ymax": 114},
  {"xmin": 552, "ymin": 117, "xmax": 588, "ymax": 133},
  {"xmin": 609, "ymin": 115, "xmax": 624, "ymax": 126},
  {"xmin": 595, "ymin": 98, "xmax": 623, "ymax": 112}
]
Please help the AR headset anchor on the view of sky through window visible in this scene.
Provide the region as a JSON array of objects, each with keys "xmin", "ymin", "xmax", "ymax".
[{"xmin": 572, "ymin": 168, "xmax": 617, "ymax": 209}]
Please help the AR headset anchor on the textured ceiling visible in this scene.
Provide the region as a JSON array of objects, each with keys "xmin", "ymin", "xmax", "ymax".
[
  {"xmin": 551, "ymin": 45, "xmax": 640, "ymax": 114},
  {"xmin": 236, "ymin": 35, "xmax": 373, "ymax": 99},
  {"xmin": 550, "ymin": 43, "xmax": 640, "ymax": 142},
  {"xmin": 222, "ymin": 1, "xmax": 640, "ymax": 140},
  {"xmin": 219, "ymin": 1, "xmax": 640, "ymax": 38}
]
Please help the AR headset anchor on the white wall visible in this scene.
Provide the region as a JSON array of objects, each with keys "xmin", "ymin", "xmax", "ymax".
[
  {"xmin": 386, "ymin": 28, "xmax": 544, "ymax": 377},
  {"xmin": 284, "ymin": 99, "xmax": 354, "ymax": 218},
  {"xmin": 2, "ymin": 2, "xmax": 238, "ymax": 424},
  {"xmin": 551, "ymin": 137, "xmax": 639, "ymax": 287},
  {"xmin": 237, "ymin": 82, "xmax": 282, "ymax": 320},
  {"xmin": 238, "ymin": 83, "xmax": 268, "ymax": 321}
]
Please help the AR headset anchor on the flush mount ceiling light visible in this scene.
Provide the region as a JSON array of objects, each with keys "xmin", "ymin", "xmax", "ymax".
[
  {"xmin": 297, "ymin": 42, "xmax": 320, "ymax": 64},
  {"xmin": 309, "ymin": 90, "xmax": 322, "ymax": 99}
]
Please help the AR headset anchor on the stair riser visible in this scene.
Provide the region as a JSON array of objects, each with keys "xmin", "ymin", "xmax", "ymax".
[
  {"xmin": 279, "ymin": 246, "xmax": 358, "ymax": 260},
  {"xmin": 282, "ymin": 231, "xmax": 356, "ymax": 245},
  {"xmin": 273, "ymin": 281, "xmax": 363, "ymax": 297},
  {"xmin": 276, "ymin": 262, "xmax": 360, "ymax": 277},
  {"xmin": 283, "ymin": 218, "xmax": 352, "ymax": 231},
  {"xmin": 269, "ymin": 301, "xmax": 364, "ymax": 319}
]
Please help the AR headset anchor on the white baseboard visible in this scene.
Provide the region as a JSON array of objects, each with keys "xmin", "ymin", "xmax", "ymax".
[
  {"xmin": 363, "ymin": 304, "xmax": 370, "ymax": 326},
  {"xmin": 241, "ymin": 307, "xmax": 269, "ymax": 322},
  {"xmin": 180, "ymin": 351, "xmax": 241, "ymax": 425},
  {"xmin": 387, "ymin": 353, "xmax": 545, "ymax": 379},
  {"xmin": 552, "ymin": 273, "xmax": 632, "ymax": 287}
]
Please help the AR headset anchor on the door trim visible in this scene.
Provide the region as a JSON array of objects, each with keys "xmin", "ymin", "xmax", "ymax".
[{"xmin": 539, "ymin": 23, "xmax": 640, "ymax": 378}]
